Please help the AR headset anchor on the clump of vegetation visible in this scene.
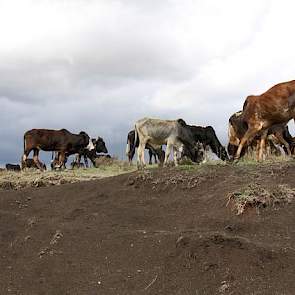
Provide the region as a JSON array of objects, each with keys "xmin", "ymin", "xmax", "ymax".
[{"xmin": 227, "ymin": 184, "xmax": 295, "ymax": 215}]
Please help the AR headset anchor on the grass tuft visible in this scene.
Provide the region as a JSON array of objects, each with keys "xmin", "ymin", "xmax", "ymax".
[{"xmin": 227, "ymin": 184, "xmax": 295, "ymax": 215}]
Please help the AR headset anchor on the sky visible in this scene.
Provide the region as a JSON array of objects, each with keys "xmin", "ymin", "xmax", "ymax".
[{"xmin": 1, "ymin": 0, "xmax": 295, "ymax": 165}]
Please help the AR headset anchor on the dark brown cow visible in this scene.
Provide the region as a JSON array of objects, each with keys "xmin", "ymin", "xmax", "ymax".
[
  {"xmin": 235, "ymin": 80, "xmax": 295, "ymax": 161},
  {"xmin": 22, "ymin": 129, "xmax": 94, "ymax": 170}
]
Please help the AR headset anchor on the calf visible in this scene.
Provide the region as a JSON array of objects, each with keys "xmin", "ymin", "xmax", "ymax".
[{"xmin": 6, "ymin": 164, "xmax": 21, "ymax": 171}]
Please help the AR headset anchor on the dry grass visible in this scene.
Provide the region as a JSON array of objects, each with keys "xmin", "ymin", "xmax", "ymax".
[
  {"xmin": 0, "ymin": 161, "xmax": 136, "ymax": 191},
  {"xmin": 227, "ymin": 183, "xmax": 295, "ymax": 215}
]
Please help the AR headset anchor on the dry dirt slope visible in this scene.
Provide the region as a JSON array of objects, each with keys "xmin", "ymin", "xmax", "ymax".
[{"xmin": 1, "ymin": 162, "xmax": 295, "ymax": 295}]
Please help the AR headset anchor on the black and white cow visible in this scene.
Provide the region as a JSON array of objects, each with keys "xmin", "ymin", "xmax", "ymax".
[
  {"xmin": 75, "ymin": 137, "xmax": 108, "ymax": 168},
  {"xmin": 185, "ymin": 125, "xmax": 228, "ymax": 161},
  {"xmin": 134, "ymin": 118, "xmax": 201, "ymax": 167}
]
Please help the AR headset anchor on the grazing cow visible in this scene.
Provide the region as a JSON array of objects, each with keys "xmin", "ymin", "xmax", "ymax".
[
  {"xmin": 75, "ymin": 137, "xmax": 108, "ymax": 168},
  {"xmin": 126, "ymin": 130, "xmax": 165, "ymax": 165},
  {"xmin": 23, "ymin": 129, "xmax": 94, "ymax": 170},
  {"xmin": 228, "ymin": 110, "xmax": 294, "ymax": 160},
  {"xmin": 134, "ymin": 118, "xmax": 199, "ymax": 167},
  {"xmin": 6, "ymin": 164, "xmax": 21, "ymax": 171},
  {"xmin": 22, "ymin": 158, "xmax": 47, "ymax": 170},
  {"xmin": 187, "ymin": 125, "xmax": 228, "ymax": 161},
  {"xmin": 235, "ymin": 80, "xmax": 295, "ymax": 161}
]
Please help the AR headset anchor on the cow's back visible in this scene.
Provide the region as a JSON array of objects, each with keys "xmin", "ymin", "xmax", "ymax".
[
  {"xmin": 135, "ymin": 118, "xmax": 177, "ymax": 144},
  {"xmin": 243, "ymin": 80, "xmax": 295, "ymax": 125},
  {"xmin": 24, "ymin": 128, "xmax": 72, "ymax": 151}
]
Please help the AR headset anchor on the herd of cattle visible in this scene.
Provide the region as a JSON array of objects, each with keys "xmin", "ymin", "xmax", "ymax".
[{"xmin": 3, "ymin": 79, "xmax": 295, "ymax": 171}]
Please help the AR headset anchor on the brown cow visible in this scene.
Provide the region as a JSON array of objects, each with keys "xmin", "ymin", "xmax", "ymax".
[
  {"xmin": 228, "ymin": 110, "xmax": 294, "ymax": 160},
  {"xmin": 235, "ymin": 80, "xmax": 295, "ymax": 161},
  {"xmin": 22, "ymin": 129, "xmax": 94, "ymax": 170}
]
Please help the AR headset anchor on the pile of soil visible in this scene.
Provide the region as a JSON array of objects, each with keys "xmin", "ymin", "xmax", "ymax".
[{"xmin": 1, "ymin": 162, "xmax": 295, "ymax": 294}]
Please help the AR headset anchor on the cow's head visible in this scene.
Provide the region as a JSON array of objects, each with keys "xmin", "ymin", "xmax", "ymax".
[
  {"xmin": 193, "ymin": 141, "xmax": 205, "ymax": 163},
  {"xmin": 181, "ymin": 142, "xmax": 204, "ymax": 163},
  {"xmin": 79, "ymin": 131, "xmax": 95, "ymax": 151},
  {"xmin": 227, "ymin": 143, "xmax": 238, "ymax": 160},
  {"xmin": 95, "ymin": 137, "xmax": 108, "ymax": 154},
  {"xmin": 218, "ymin": 146, "xmax": 229, "ymax": 161}
]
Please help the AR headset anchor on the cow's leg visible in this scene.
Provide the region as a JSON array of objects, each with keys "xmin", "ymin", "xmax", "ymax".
[
  {"xmin": 255, "ymin": 140, "xmax": 260, "ymax": 161},
  {"xmin": 22, "ymin": 147, "xmax": 32, "ymax": 169},
  {"xmin": 21, "ymin": 149, "xmax": 30, "ymax": 170},
  {"xmin": 148, "ymin": 149, "xmax": 153, "ymax": 165},
  {"xmin": 235, "ymin": 125, "xmax": 262, "ymax": 160},
  {"xmin": 154, "ymin": 153, "xmax": 158, "ymax": 164},
  {"xmin": 258, "ymin": 130, "xmax": 268, "ymax": 161},
  {"xmin": 84, "ymin": 155, "xmax": 89, "ymax": 168},
  {"xmin": 164, "ymin": 143, "xmax": 172, "ymax": 166},
  {"xmin": 58, "ymin": 152, "xmax": 66, "ymax": 169},
  {"xmin": 137, "ymin": 140, "xmax": 147, "ymax": 169},
  {"xmin": 274, "ymin": 132, "xmax": 291, "ymax": 156},
  {"xmin": 33, "ymin": 149, "xmax": 43, "ymax": 171},
  {"xmin": 173, "ymin": 146, "xmax": 180, "ymax": 166}
]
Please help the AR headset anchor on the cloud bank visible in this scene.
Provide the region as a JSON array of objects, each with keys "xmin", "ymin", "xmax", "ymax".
[{"xmin": 0, "ymin": 0, "xmax": 294, "ymax": 164}]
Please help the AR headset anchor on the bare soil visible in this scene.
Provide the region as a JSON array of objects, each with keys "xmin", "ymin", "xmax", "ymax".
[{"xmin": 1, "ymin": 161, "xmax": 295, "ymax": 294}]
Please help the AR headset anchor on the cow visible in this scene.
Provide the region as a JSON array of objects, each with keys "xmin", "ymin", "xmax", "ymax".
[
  {"xmin": 22, "ymin": 158, "xmax": 47, "ymax": 170},
  {"xmin": 235, "ymin": 80, "xmax": 295, "ymax": 161},
  {"xmin": 228, "ymin": 110, "xmax": 294, "ymax": 160},
  {"xmin": 134, "ymin": 118, "xmax": 200, "ymax": 168},
  {"xmin": 75, "ymin": 137, "xmax": 108, "ymax": 168},
  {"xmin": 126, "ymin": 130, "xmax": 165, "ymax": 165},
  {"xmin": 22, "ymin": 129, "xmax": 94, "ymax": 170},
  {"xmin": 6, "ymin": 164, "xmax": 21, "ymax": 171},
  {"xmin": 186, "ymin": 125, "xmax": 228, "ymax": 161}
]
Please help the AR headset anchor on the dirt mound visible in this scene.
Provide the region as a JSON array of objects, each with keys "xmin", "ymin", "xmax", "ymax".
[
  {"xmin": 160, "ymin": 232, "xmax": 295, "ymax": 294},
  {"xmin": 1, "ymin": 161, "xmax": 295, "ymax": 294}
]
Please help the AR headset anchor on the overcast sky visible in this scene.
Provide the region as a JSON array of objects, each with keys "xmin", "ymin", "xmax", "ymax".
[{"xmin": 1, "ymin": 0, "xmax": 295, "ymax": 165}]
